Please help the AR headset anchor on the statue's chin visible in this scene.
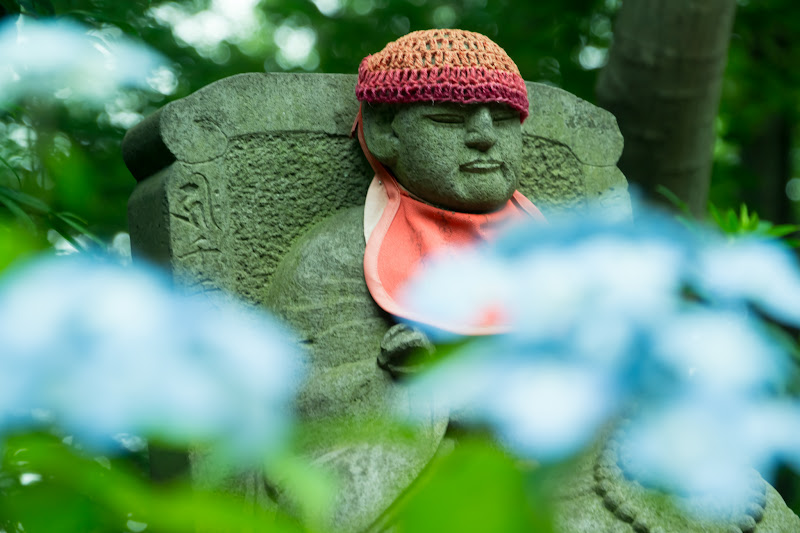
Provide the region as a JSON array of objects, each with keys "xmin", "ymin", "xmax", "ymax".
[
  {"xmin": 393, "ymin": 166, "xmax": 518, "ymax": 213},
  {"xmin": 438, "ymin": 185, "xmax": 517, "ymax": 214}
]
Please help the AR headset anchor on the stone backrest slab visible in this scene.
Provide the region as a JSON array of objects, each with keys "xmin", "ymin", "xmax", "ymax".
[{"xmin": 123, "ymin": 72, "xmax": 630, "ymax": 305}]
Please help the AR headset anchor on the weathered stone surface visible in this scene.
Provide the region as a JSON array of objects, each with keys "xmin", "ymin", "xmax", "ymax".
[
  {"xmin": 264, "ymin": 205, "xmax": 447, "ymax": 532},
  {"xmin": 525, "ymin": 81, "xmax": 624, "ymax": 167},
  {"xmin": 519, "ymin": 135, "xmax": 584, "ymax": 214}
]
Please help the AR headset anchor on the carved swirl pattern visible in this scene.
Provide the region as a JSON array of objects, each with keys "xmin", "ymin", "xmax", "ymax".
[
  {"xmin": 593, "ymin": 422, "xmax": 767, "ymax": 533},
  {"xmin": 169, "ymin": 171, "xmax": 226, "ymax": 295}
]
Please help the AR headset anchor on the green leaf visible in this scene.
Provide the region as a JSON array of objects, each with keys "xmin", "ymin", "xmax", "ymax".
[
  {"xmin": 49, "ymin": 223, "xmax": 88, "ymax": 251},
  {"xmin": 61, "ymin": 10, "xmax": 141, "ymax": 36},
  {"xmin": 767, "ymin": 224, "xmax": 800, "ymax": 238},
  {"xmin": 0, "ymin": 188, "xmax": 103, "ymax": 250},
  {"xmin": 57, "ymin": 212, "xmax": 89, "ymax": 224},
  {"xmin": 53, "ymin": 212, "xmax": 104, "ymax": 247},
  {"xmin": 674, "ymin": 215, "xmax": 695, "ymax": 231},
  {"xmin": 263, "ymin": 454, "xmax": 336, "ymax": 530},
  {"xmin": 656, "ymin": 185, "xmax": 692, "ymax": 216},
  {"xmin": 18, "ymin": 0, "xmax": 55, "ymax": 16},
  {"xmin": 738, "ymin": 204, "xmax": 761, "ymax": 232},
  {"xmin": 390, "ymin": 438, "xmax": 554, "ymax": 533},
  {"xmin": 0, "ymin": 186, "xmax": 50, "ymax": 214},
  {"xmin": 0, "ymin": 153, "xmax": 24, "ymax": 188},
  {"xmin": 4, "ymin": 434, "xmax": 303, "ymax": 533},
  {"xmin": 725, "ymin": 208, "xmax": 739, "ymax": 233},
  {"xmin": 0, "ymin": 192, "xmax": 36, "ymax": 232}
]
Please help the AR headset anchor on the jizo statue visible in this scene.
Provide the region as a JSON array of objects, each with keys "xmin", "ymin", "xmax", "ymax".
[{"xmin": 263, "ymin": 30, "xmax": 547, "ymax": 532}]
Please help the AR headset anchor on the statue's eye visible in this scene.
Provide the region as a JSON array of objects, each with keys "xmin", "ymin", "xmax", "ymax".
[
  {"xmin": 426, "ymin": 114, "xmax": 465, "ymax": 124},
  {"xmin": 492, "ymin": 113, "xmax": 518, "ymax": 122}
]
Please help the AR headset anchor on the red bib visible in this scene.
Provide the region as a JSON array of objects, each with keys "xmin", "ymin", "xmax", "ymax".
[{"xmin": 354, "ymin": 108, "xmax": 546, "ymax": 335}]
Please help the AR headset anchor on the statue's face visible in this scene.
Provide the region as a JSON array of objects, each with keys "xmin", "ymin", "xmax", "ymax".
[{"xmin": 390, "ymin": 102, "xmax": 522, "ymax": 213}]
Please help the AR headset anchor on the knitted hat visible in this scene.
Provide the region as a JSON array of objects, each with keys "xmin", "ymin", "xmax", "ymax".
[{"xmin": 356, "ymin": 29, "xmax": 529, "ymax": 121}]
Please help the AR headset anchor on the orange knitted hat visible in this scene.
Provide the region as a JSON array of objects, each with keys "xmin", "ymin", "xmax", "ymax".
[{"xmin": 356, "ymin": 29, "xmax": 529, "ymax": 121}]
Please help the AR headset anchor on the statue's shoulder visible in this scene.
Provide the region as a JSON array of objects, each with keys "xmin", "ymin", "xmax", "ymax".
[
  {"xmin": 270, "ymin": 205, "xmax": 366, "ymax": 289},
  {"xmin": 265, "ymin": 204, "xmax": 388, "ymax": 369}
]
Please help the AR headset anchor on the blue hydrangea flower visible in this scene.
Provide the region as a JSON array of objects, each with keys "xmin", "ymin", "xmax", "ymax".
[
  {"xmin": 0, "ymin": 256, "xmax": 302, "ymax": 463},
  {"xmin": 403, "ymin": 207, "xmax": 800, "ymax": 515},
  {"xmin": 0, "ymin": 16, "xmax": 168, "ymax": 105}
]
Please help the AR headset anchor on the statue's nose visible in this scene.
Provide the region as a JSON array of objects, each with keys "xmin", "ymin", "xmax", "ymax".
[{"xmin": 465, "ymin": 106, "xmax": 496, "ymax": 152}]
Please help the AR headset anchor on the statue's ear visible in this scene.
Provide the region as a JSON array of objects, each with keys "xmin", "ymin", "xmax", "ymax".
[{"xmin": 362, "ymin": 104, "xmax": 399, "ymax": 167}]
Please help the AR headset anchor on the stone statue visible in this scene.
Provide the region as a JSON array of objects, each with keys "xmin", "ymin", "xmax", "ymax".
[
  {"xmin": 263, "ymin": 30, "xmax": 551, "ymax": 531},
  {"xmin": 120, "ymin": 27, "xmax": 799, "ymax": 533}
]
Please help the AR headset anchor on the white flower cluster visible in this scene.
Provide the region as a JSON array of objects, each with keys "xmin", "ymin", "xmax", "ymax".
[
  {"xmin": 0, "ymin": 257, "xmax": 301, "ymax": 463},
  {"xmin": 403, "ymin": 209, "xmax": 800, "ymax": 513}
]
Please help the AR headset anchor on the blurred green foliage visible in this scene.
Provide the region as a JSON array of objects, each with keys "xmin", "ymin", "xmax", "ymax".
[
  {"xmin": 1, "ymin": 0, "xmax": 797, "ymax": 242},
  {"xmin": 713, "ymin": 0, "xmax": 800, "ymax": 221},
  {"xmin": 0, "ymin": 432, "xmax": 306, "ymax": 533},
  {"xmin": 0, "ymin": 430, "xmax": 558, "ymax": 533},
  {"xmin": 708, "ymin": 203, "xmax": 800, "ymax": 246},
  {"xmin": 659, "ymin": 185, "xmax": 800, "ymax": 246},
  {"xmin": 387, "ymin": 438, "xmax": 556, "ymax": 533},
  {"xmin": 1, "ymin": 0, "xmax": 797, "ymax": 245},
  {"xmin": 2, "ymin": 0, "xmax": 800, "ymax": 530}
]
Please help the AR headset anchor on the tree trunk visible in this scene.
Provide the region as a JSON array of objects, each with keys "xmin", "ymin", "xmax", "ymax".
[{"xmin": 597, "ymin": 0, "xmax": 737, "ymax": 217}]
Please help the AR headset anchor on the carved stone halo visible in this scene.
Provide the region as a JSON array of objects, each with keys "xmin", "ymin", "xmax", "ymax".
[{"xmin": 592, "ymin": 421, "xmax": 768, "ymax": 533}]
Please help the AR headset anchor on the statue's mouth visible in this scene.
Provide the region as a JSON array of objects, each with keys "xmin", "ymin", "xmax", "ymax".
[{"xmin": 460, "ymin": 160, "xmax": 503, "ymax": 174}]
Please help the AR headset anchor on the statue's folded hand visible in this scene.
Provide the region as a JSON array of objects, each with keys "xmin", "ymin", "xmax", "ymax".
[{"xmin": 379, "ymin": 323, "xmax": 435, "ymax": 378}]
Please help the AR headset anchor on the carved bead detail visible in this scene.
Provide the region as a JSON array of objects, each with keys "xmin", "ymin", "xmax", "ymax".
[
  {"xmin": 736, "ymin": 514, "xmax": 757, "ymax": 532},
  {"xmin": 597, "ymin": 454, "xmax": 615, "ymax": 469},
  {"xmin": 752, "ymin": 490, "xmax": 767, "ymax": 509},
  {"xmin": 615, "ymin": 502, "xmax": 635, "ymax": 523},
  {"xmin": 592, "ymin": 426, "xmax": 771, "ymax": 533},
  {"xmin": 746, "ymin": 502, "xmax": 764, "ymax": 522},
  {"xmin": 602, "ymin": 491, "xmax": 620, "ymax": 512}
]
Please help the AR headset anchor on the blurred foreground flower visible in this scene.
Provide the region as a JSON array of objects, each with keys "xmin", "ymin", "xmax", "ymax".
[
  {"xmin": 402, "ymin": 208, "xmax": 800, "ymax": 516},
  {"xmin": 0, "ymin": 256, "xmax": 301, "ymax": 463},
  {"xmin": 0, "ymin": 16, "xmax": 169, "ymax": 105}
]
